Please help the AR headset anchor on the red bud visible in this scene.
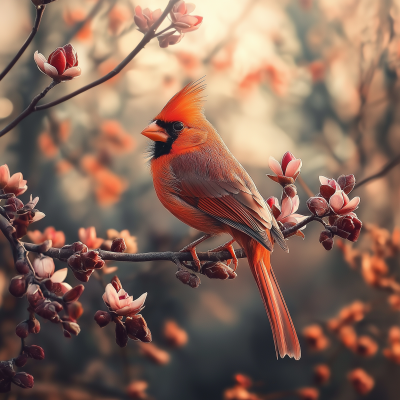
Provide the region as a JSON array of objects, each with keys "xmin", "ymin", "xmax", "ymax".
[
  {"xmin": 12, "ymin": 372, "xmax": 34, "ymax": 389},
  {"xmin": 15, "ymin": 321, "xmax": 29, "ymax": 338},
  {"xmin": 9, "ymin": 275, "xmax": 28, "ymax": 297},
  {"xmin": 307, "ymin": 197, "xmax": 329, "ymax": 217},
  {"xmin": 81, "ymin": 250, "xmax": 105, "ymax": 270},
  {"xmin": 24, "ymin": 345, "xmax": 45, "ymax": 360},
  {"xmin": 111, "ymin": 237, "xmax": 127, "ymax": 253},
  {"xmin": 116, "ymin": 322, "xmax": 128, "ymax": 347},
  {"xmin": 111, "ymin": 275, "xmax": 122, "ymax": 292},
  {"xmin": 14, "ymin": 354, "xmax": 28, "ymax": 368},
  {"xmin": 337, "ymin": 174, "xmax": 355, "ymax": 194},
  {"xmin": 125, "ymin": 315, "xmax": 152, "ymax": 342},
  {"xmin": 28, "ymin": 319, "xmax": 40, "ymax": 334},
  {"xmin": 67, "ymin": 301, "xmax": 83, "ymax": 320},
  {"xmin": 63, "ymin": 285, "xmax": 84, "ymax": 303},
  {"xmin": 202, "ymin": 261, "xmax": 236, "ymax": 280},
  {"xmin": 94, "ymin": 310, "xmax": 112, "ymax": 327},
  {"xmin": 319, "ymin": 230, "xmax": 334, "ymax": 251},
  {"xmin": 175, "ymin": 269, "xmax": 200, "ymax": 288}
]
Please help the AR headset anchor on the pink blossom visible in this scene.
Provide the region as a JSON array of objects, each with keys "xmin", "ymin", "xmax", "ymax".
[
  {"xmin": 134, "ymin": 6, "xmax": 162, "ymax": 34},
  {"xmin": 78, "ymin": 227, "xmax": 104, "ymax": 249},
  {"xmin": 51, "ymin": 268, "xmax": 72, "ymax": 295},
  {"xmin": 319, "ymin": 176, "xmax": 341, "ymax": 200},
  {"xmin": 102, "ymin": 283, "xmax": 147, "ymax": 317},
  {"xmin": 170, "ymin": 1, "xmax": 203, "ymax": 33},
  {"xmin": 267, "ymin": 196, "xmax": 306, "ymax": 225},
  {"xmin": 32, "ymin": 255, "xmax": 55, "ymax": 278},
  {"xmin": 157, "ymin": 31, "xmax": 184, "ymax": 48},
  {"xmin": 2, "ymin": 169, "xmax": 28, "ymax": 196},
  {"xmin": 34, "ymin": 44, "xmax": 81, "ymax": 81},
  {"xmin": 329, "ymin": 190, "xmax": 360, "ymax": 215},
  {"xmin": 267, "ymin": 151, "xmax": 302, "ymax": 185}
]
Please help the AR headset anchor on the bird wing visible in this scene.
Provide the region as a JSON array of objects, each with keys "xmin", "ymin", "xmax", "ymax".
[{"xmin": 170, "ymin": 155, "xmax": 287, "ymax": 252}]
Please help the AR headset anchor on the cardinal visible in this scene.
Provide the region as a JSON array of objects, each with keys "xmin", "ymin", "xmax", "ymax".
[{"xmin": 140, "ymin": 80, "xmax": 300, "ymax": 360}]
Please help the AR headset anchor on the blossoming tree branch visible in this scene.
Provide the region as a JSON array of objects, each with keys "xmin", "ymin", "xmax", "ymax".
[{"xmin": 0, "ymin": 0, "xmax": 396, "ymax": 394}]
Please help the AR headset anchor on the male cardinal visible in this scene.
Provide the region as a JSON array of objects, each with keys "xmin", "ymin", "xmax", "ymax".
[{"xmin": 140, "ymin": 80, "xmax": 300, "ymax": 360}]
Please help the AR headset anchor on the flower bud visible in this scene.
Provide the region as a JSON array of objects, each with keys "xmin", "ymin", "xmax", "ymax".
[
  {"xmin": 14, "ymin": 354, "xmax": 28, "ymax": 368},
  {"xmin": 28, "ymin": 319, "xmax": 40, "ymax": 334},
  {"xmin": 175, "ymin": 268, "xmax": 200, "ymax": 288},
  {"xmin": 24, "ymin": 345, "xmax": 45, "ymax": 360},
  {"xmin": 32, "ymin": 255, "xmax": 55, "ymax": 278},
  {"xmin": 337, "ymin": 174, "xmax": 355, "ymax": 194},
  {"xmin": 67, "ymin": 253, "xmax": 82, "ymax": 270},
  {"xmin": 81, "ymin": 250, "xmax": 105, "ymax": 270},
  {"xmin": 35, "ymin": 300, "xmax": 62, "ymax": 322},
  {"xmin": 202, "ymin": 261, "xmax": 236, "ymax": 280},
  {"xmin": 12, "ymin": 372, "xmax": 34, "ymax": 389},
  {"xmin": 72, "ymin": 269, "xmax": 93, "ymax": 282},
  {"xmin": 63, "ymin": 285, "xmax": 84, "ymax": 303},
  {"xmin": 313, "ymin": 364, "xmax": 330, "ymax": 385},
  {"xmin": 15, "ymin": 259, "xmax": 31, "ymax": 275},
  {"xmin": 9, "ymin": 275, "xmax": 29, "ymax": 297},
  {"xmin": 125, "ymin": 315, "xmax": 152, "ymax": 342},
  {"xmin": 62, "ymin": 321, "xmax": 81, "ymax": 336},
  {"xmin": 15, "ymin": 321, "xmax": 30, "ymax": 338},
  {"xmin": 111, "ymin": 275, "xmax": 122, "ymax": 292},
  {"xmin": 283, "ymin": 184, "xmax": 297, "ymax": 198},
  {"xmin": 307, "ymin": 197, "xmax": 329, "ymax": 217},
  {"xmin": 319, "ymin": 230, "xmax": 334, "ymax": 251},
  {"xmin": 67, "ymin": 301, "xmax": 83, "ymax": 320},
  {"xmin": 116, "ymin": 322, "xmax": 128, "ymax": 347},
  {"xmin": 334, "ymin": 215, "xmax": 362, "ymax": 242},
  {"xmin": 3, "ymin": 197, "xmax": 24, "ymax": 217},
  {"xmin": 111, "ymin": 238, "xmax": 127, "ymax": 253},
  {"xmin": 94, "ymin": 310, "xmax": 112, "ymax": 328},
  {"xmin": 71, "ymin": 241, "xmax": 88, "ymax": 253}
]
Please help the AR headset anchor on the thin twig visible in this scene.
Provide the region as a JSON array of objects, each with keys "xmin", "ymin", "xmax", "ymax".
[
  {"xmin": 354, "ymin": 154, "xmax": 400, "ymax": 189},
  {"xmin": 0, "ymin": 5, "xmax": 46, "ymax": 81},
  {"xmin": 0, "ymin": 80, "xmax": 60, "ymax": 138}
]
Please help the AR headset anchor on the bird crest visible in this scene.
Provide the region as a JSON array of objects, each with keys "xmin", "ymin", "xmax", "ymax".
[{"xmin": 155, "ymin": 79, "xmax": 206, "ymax": 126}]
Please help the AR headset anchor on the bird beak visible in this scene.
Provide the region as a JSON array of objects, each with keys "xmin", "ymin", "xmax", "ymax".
[{"xmin": 141, "ymin": 121, "xmax": 169, "ymax": 142}]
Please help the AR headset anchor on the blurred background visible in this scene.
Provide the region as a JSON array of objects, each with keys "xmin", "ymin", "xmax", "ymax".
[{"xmin": 0, "ymin": 0, "xmax": 400, "ymax": 399}]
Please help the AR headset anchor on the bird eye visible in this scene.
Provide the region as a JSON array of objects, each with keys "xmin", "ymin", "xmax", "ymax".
[{"xmin": 173, "ymin": 121, "xmax": 184, "ymax": 132}]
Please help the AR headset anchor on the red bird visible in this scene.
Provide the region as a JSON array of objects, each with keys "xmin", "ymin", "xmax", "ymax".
[{"xmin": 141, "ymin": 80, "xmax": 301, "ymax": 360}]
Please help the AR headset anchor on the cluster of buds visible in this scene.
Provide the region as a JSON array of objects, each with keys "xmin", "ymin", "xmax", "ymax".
[
  {"xmin": 267, "ymin": 152, "xmax": 306, "ymax": 238},
  {"xmin": 66, "ymin": 241, "xmax": 105, "ymax": 282},
  {"xmin": 0, "ymin": 362, "xmax": 34, "ymax": 393},
  {"xmin": 34, "ymin": 44, "xmax": 81, "ymax": 81},
  {"xmin": 266, "ymin": 152, "xmax": 362, "ymax": 249},
  {"xmin": 94, "ymin": 276, "xmax": 151, "ymax": 347},
  {"xmin": 134, "ymin": 1, "xmax": 202, "ymax": 48}
]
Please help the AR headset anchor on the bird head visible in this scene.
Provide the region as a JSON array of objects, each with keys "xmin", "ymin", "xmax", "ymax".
[{"xmin": 141, "ymin": 80, "xmax": 210, "ymax": 159}]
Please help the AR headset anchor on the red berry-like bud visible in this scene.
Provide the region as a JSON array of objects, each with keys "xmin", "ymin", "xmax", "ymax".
[
  {"xmin": 9, "ymin": 275, "xmax": 28, "ymax": 297},
  {"xmin": 67, "ymin": 253, "xmax": 82, "ymax": 271},
  {"xmin": 62, "ymin": 321, "xmax": 81, "ymax": 336},
  {"xmin": 283, "ymin": 184, "xmax": 297, "ymax": 198},
  {"xmin": 12, "ymin": 372, "xmax": 34, "ymax": 389},
  {"xmin": 67, "ymin": 301, "xmax": 83, "ymax": 320},
  {"xmin": 111, "ymin": 238, "xmax": 127, "ymax": 253},
  {"xmin": 125, "ymin": 315, "xmax": 152, "ymax": 342},
  {"xmin": 27, "ymin": 319, "xmax": 40, "ymax": 334},
  {"xmin": 319, "ymin": 230, "xmax": 334, "ymax": 251},
  {"xmin": 334, "ymin": 215, "xmax": 362, "ymax": 242},
  {"xmin": 94, "ymin": 310, "xmax": 112, "ymax": 328},
  {"xmin": 116, "ymin": 322, "xmax": 128, "ymax": 348},
  {"xmin": 111, "ymin": 275, "xmax": 122, "ymax": 292},
  {"xmin": 175, "ymin": 269, "xmax": 200, "ymax": 288},
  {"xmin": 24, "ymin": 345, "xmax": 45, "ymax": 360},
  {"xmin": 48, "ymin": 47, "xmax": 67, "ymax": 75},
  {"xmin": 71, "ymin": 241, "xmax": 88, "ymax": 253},
  {"xmin": 81, "ymin": 251, "xmax": 105, "ymax": 270},
  {"xmin": 63, "ymin": 285, "xmax": 84, "ymax": 303},
  {"xmin": 307, "ymin": 197, "xmax": 330, "ymax": 217},
  {"xmin": 15, "ymin": 259, "xmax": 31, "ymax": 274},
  {"xmin": 202, "ymin": 261, "xmax": 237, "ymax": 280},
  {"xmin": 15, "ymin": 321, "xmax": 29, "ymax": 338},
  {"xmin": 337, "ymin": 174, "xmax": 355, "ymax": 194},
  {"xmin": 14, "ymin": 354, "xmax": 28, "ymax": 368}
]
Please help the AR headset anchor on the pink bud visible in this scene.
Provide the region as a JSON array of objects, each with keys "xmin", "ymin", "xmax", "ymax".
[
  {"xmin": 0, "ymin": 164, "xmax": 10, "ymax": 189},
  {"xmin": 12, "ymin": 372, "xmax": 34, "ymax": 389},
  {"xmin": 63, "ymin": 44, "xmax": 78, "ymax": 68},
  {"xmin": 32, "ymin": 255, "xmax": 55, "ymax": 278},
  {"xmin": 94, "ymin": 310, "xmax": 112, "ymax": 328}
]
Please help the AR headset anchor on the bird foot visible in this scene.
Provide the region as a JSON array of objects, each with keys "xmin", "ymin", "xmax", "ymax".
[
  {"xmin": 180, "ymin": 234, "xmax": 213, "ymax": 272},
  {"xmin": 209, "ymin": 239, "xmax": 238, "ymax": 271}
]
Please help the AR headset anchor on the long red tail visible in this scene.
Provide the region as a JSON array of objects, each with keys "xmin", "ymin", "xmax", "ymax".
[{"xmin": 240, "ymin": 236, "xmax": 301, "ymax": 360}]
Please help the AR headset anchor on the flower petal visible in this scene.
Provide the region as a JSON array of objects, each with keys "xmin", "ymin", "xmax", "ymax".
[
  {"xmin": 185, "ymin": 3, "xmax": 196, "ymax": 13},
  {"xmin": 116, "ymin": 292, "xmax": 147, "ymax": 316},
  {"xmin": 291, "ymin": 195, "xmax": 300, "ymax": 213},
  {"xmin": 285, "ymin": 159, "xmax": 302, "ymax": 178},
  {"xmin": 34, "ymin": 51, "xmax": 46, "ymax": 72},
  {"xmin": 268, "ymin": 156, "xmax": 283, "ymax": 176},
  {"xmin": 32, "ymin": 211, "xmax": 45, "ymax": 222},
  {"xmin": 43, "ymin": 63, "xmax": 60, "ymax": 79},
  {"xmin": 329, "ymin": 191, "xmax": 344, "ymax": 212},
  {"xmin": 62, "ymin": 66, "xmax": 81, "ymax": 79},
  {"xmin": 319, "ymin": 176, "xmax": 329, "ymax": 185},
  {"xmin": 339, "ymin": 196, "xmax": 360, "ymax": 214},
  {"xmin": 105, "ymin": 283, "xmax": 120, "ymax": 310},
  {"xmin": 51, "ymin": 268, "xmax": 68, "ymax": 283},
  {"xmin": 280, "ymin": 197, "xmax": 293, "ymax": 218}
]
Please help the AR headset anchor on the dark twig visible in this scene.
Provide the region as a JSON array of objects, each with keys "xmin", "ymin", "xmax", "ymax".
[
  {"xmin": 0, "ymin": 5, "xmax": 46, "ymax": 81},
  {"xmin": 0, "ymin": 80, "xmax": 60, "ymax": 138},
  {"xmin": 354, "ymin": 154, "xmax": 400, "ymax": 189}
]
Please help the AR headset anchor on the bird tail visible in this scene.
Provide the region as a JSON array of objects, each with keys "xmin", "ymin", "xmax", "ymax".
[{"xmin": 242, "ymin": 237, "xmax": 301, "ymax": 360}]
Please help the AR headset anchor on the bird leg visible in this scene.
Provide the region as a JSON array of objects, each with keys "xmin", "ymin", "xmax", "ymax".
[
  {"xmin": 209, "ymin": 239, "xmax": 238, "ymax": 271},
  {"xmin": 180, "ymin": 234, "xmax": 214, "ymax": 271}
]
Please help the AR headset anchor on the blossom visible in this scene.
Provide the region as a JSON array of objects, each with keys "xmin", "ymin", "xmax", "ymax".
[
  {"xmin": 102, "ymin": 282, "xmax": 147, "ymax": 317},
  {"xmin": 78, "ymin": 227, "xmax": 104, "ymax": 249},
  {"xmin": 329, "ymin": 190, "xmax": 360, "ymax": 215},
  {"xmin": 134, "ymin": 6, "xmax": 161, "ymax": 34},
  {"xmin": 268, "ymin": 151, "xmax": 302, "ymax": 185},
  {"xmin": 267, "ymin": 196, "xmax": 306, "ymax": 225},
  {"xmin": 0, "ymin": 165, "xmax": 28, "ymax": 196},
  {"xmin": 32, "ymin": 256, "xmax": 55, "ymax": 278},
  {"xmin": 27, "ymin": 226, "xmax": 66, "ymax": 248},
  {"xmin": 34, "ymin": 44, "xmax": 81, "ymax": 81},
  {"xmin": 331, "ymin": 214, "xmax": 362, "ymax": 242},
  {"xmin": 157, "ymin": 31, "xmax": 184, "ymax": 48},
  {"xmin": 170, "ymin": 1, "xmax": 203, "ymax": 33}
]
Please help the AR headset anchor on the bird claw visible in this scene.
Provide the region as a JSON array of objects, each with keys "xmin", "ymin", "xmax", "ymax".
[
  {"xmin": 180, "ymin": 234, "xmax": 213, "ymax": 272},
  {"xmin": 209, "ymin": 239, "xmax": 238, "ymax": 271}
]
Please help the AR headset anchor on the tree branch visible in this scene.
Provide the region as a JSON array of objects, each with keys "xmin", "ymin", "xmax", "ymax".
[
  {"xmin": 0, "ymin": 80, "xmax": 59, "ymax": 138},
  {"xmin": 0, "ymin": 5, "xmax": 46, "ymax": 81},
  {"xmin": 354, "ymin": 154, "xmax": 400, "ymax": 189}
]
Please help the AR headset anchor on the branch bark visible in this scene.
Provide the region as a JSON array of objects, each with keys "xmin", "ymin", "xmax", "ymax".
[{"xmin": 0, "ymin": 5, "xmax": 46, "ymax": 81}]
